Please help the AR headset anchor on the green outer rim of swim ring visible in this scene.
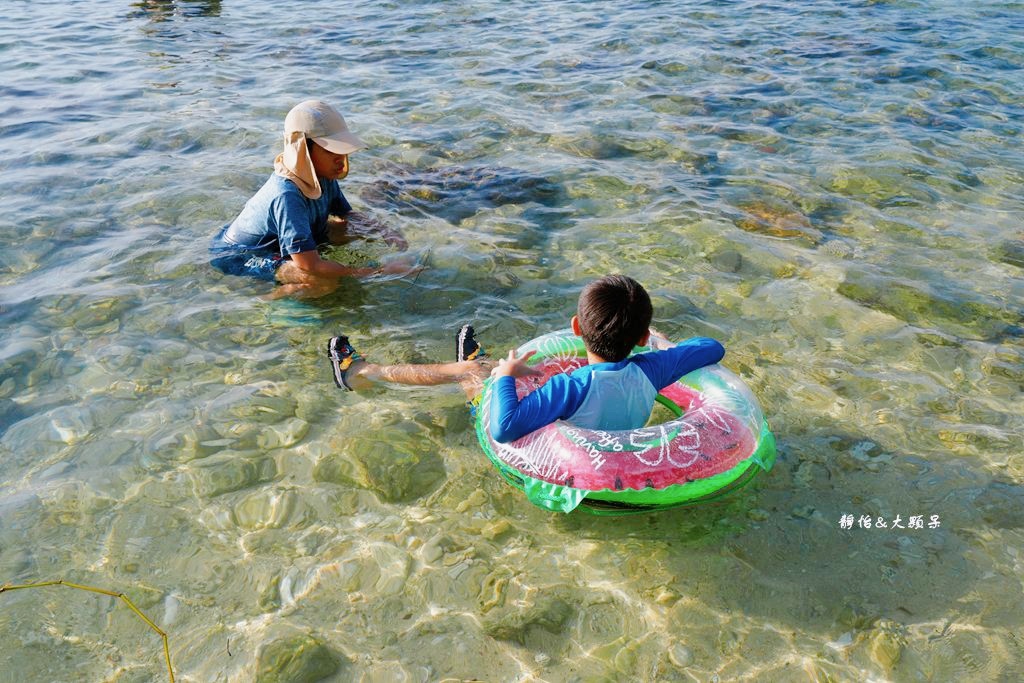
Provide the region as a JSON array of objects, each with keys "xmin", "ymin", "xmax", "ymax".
[{"xmin": 473, "ymin": 358, "xmax": 778, "ymax": 514}]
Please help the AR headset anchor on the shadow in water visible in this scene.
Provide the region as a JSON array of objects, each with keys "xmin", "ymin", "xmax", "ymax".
[
  {"xmin": 360, "ymin": 162, "xmax": 568, "ymax": 234},
  {"xmin": 128, "ymin": 0, "xmax": 221, "ymax": 21}
]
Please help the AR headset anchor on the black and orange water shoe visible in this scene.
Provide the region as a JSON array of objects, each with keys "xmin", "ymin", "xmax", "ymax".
[
  {"xmin": 456, "ymin": 324, "xmax": 485, "ymax": 362},
  {"xmin": 327, "ymin": 335, "xmax": 362, "ymax": 390}
]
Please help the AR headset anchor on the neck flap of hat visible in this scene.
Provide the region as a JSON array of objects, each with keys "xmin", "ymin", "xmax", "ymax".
[{"xmin": 274, "ymin": 131, "xmax": 321, "ymax": 200}]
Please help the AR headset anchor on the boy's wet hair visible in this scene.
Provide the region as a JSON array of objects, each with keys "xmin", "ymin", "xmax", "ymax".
[{"xmin": 577, "ymin": 275, "xmax": 653, "ymax": 362}]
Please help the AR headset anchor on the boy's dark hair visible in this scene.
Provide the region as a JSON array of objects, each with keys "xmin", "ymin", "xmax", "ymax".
[{"xmin": 577, "ymin": 275, "xmax": 653, "ymax": 362}]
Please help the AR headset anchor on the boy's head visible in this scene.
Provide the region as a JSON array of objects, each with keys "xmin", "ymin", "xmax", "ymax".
[
  {"xmin": 284, "ymin": 100, "xmax": 366, "ymax": 154},
  {"xmin": 574, "ymin": 275, "xmax": 653, "ymax": 362}
]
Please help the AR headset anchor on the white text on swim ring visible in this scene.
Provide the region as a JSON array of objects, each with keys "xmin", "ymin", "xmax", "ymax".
[{"xmin": 562, "ymin": 427, "xmax": 608, "ymax": 471}]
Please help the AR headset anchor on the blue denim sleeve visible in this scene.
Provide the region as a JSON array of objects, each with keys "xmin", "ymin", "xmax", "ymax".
[
  {"xmin": 272, "ymin": 192, "xmax": 318, "ymax": 255},
  {"xmin": 631, "ymin": 337, "xmax": 726, "ymax": 390},
  {"xmin": 332, "ymin": 187, "xmax": 353, "ymax": 216},
  {"xmin": 488, "ymin": 373, "xmax": 588, "ymax": 443}
]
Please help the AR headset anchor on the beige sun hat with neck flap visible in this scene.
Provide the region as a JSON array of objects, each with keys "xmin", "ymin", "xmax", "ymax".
[{"xmin": 274, "ymin": 99, "xmax": 368, "ymax": 200}]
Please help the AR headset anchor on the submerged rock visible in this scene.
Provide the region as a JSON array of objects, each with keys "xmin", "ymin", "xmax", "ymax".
[
  {"xmin": 229, "ymin": 395, "xmax": 299, "ymax": 423},
  {"xmin": 48, "ymin": 406, "xmax": 94, "ymax": 444},
  {"xmin": 255, "ymin": 634, "xmax": 342, "ymax": 683},
  {"xmin": 982, "ymin": 348, "xmax": 1024, "ymax": 382},
  {"xmin": 866, "ymin": 620, "xmax": 906, "ymax": 672},
  {"xmin": 257, "ymin": 417, "xmax": 309, "ymax": 450},
  {"xmin": 187, "ymin": 452, "xmax": 276, "ymax": 498},
  {"xmin": 0, "ymin": 338, "xmax": 45, "ymax": 400},
  {"xmin": 838, "ymin": 267, "xmax": 1023, "ymax": 341},
  {"xmin": 822, "ymin": 163, "xmax": 939, "ymax": 206},
  {"xmin": 312, "ymin": 454, "xmax": 362, "ymax": 488},
  {"xmin": 482, "ymin": 589, "xmax": 575, "ymax": 646},
  {"xmin": 972, "ymin": 481, "xmax": 1024, "ymax": 529},
  {"xmin": 360, "ymin": 441, "xmax": 446, "ymax": 503},
  {"xmin": 735, "ymin": 199, "xmax": 821, "ymax": 243},
  {"xmin": 0, "ymin": 399, "xmax": 29, "ymax": 438},
  {"xmin": 234, "ymin": 488, "xmax": 302, "ymax": 530},
  {"xmin": 667, "ymin": 642, "xmax": 694, "ymax": 668},
  {"xmin": 708, "ymin": 249, "xmax": 743, "ymax": 273},
  {"xmin": 995, "ymin": 239, "xmax": 1024, "ymax": 269},
  {"xmin": 146, "ymin": 423, "xmax": 227, "ymax": 463},
  {"xmin": 321, "ymin": 427, "xmax": 447, "ymax": 503},
  {"xmin": 69, "ymin": 295, "xmax": 134, "ymax": 336},
  {"xmin": 820, "ymin": 239, "xmax": 855, "ymax": 258}
]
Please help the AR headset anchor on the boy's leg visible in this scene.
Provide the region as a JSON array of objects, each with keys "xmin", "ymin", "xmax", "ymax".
[
  {"xmin": 328, "ymin": 335, "xmax": 489, "ymax": 391},
  {"xmin": 458, "ymin": 374, "xmax": 486, "ymax": 412},
  {"xmin": 456, "ymin": 324, "xmax": 484, "ymax": 361},
  {"xmin": 355, "ymin": 359, "xmax": 488, "ymax": 387},
  {"xmin": 455, "ymin": 324, "xmax": 487, "ymax": 407}
]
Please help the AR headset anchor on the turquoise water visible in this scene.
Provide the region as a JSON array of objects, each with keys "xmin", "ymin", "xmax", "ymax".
[{"xmin": 1, "ymin": 0, "xmax": 1022, "ymax": 680}]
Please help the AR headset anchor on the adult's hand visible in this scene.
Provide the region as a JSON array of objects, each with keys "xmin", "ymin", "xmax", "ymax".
[
  {"xmin": 381, "ymin": 229, "xmax": 408, "ymax": 250},
  {"xmin": 289, "ymin": 250, "xmax": 369, "ymax": 278},
  {"xmin": 377, "ymin": 256, "xmax": 423, "ymax": 277}
]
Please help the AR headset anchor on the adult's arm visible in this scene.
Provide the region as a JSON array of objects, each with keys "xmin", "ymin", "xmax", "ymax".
[
  {"xmin": 289, "ymin": 250, "xmax": 378, "ymax": 278},
  {"xmin": 274, "ymin": 194, "xmax": 405, "ymax": 277}
]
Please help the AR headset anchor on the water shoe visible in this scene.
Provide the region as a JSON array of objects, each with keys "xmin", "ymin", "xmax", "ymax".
[
  {"xmin": 456, "ymin": 324, "xmax": 485, "ymax": 362},
  {"xmin": 328, "ymin": 335, "xmax": 362, "ymax": 390}
]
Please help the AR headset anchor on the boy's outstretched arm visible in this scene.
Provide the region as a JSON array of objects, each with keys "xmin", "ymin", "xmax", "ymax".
[{"xmin": 635, "ymin": 337, "xmax": 726, "ymax": 390}]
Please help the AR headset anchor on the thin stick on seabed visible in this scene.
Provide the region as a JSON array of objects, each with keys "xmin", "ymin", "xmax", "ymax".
[{"xmin": 1, "ymin": 579, "xmax": 175, "ymax": 682}]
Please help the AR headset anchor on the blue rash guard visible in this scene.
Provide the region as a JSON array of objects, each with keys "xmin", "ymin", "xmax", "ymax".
[
  {"xmin": 488, "ymin": 337, "xmax": 725, "ymax": 443},
  {"xmin": 209, "ymin": 174, "xmax": 352, "ymax": 279}
]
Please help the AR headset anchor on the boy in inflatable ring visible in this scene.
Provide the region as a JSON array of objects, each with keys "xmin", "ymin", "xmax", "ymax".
[
  {"xmin": 327, "ymin": 275, "xmax": 724, "ymax": 442},
  {"xmin": 210, "ymin": 99, "xmax": 417, "ymax": 298}
]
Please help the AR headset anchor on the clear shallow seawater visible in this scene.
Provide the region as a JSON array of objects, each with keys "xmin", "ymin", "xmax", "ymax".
[{"xmin": 1, "ymin": 0, "xmax": 1022, "ymax": 680}]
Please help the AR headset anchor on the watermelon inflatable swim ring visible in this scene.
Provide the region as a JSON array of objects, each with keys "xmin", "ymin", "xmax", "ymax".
[{"xmin": 474, "ymin": 329, "xmax": 776, "ymax": 514}]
